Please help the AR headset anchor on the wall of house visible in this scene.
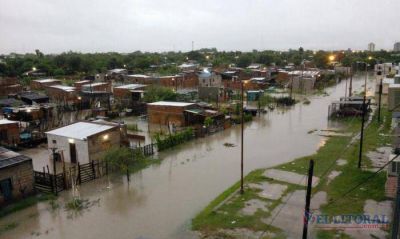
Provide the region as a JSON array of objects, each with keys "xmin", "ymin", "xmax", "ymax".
[
  {"xmin": 0, "ymin": 161, "xmax": 34, "ymax": 205},
  {"xmin": 30, "ymin": 81, "xmax": 61, "ymax": 90},
  {"xmin": 47, "ymin": 134, "xmax": 89, "ymax": 165},
  {"xmin": 0, "ymin": 123, "xmax": 20, "ymax": 146},
  {"xmin": 87, "ymin": 129, "xmax": 121, "ymax": 162},
  {"xmin": 46, "ymin": 88, "xmax": 77, "ymax": 105},
  {"xmin": 147, "ymin": 105, "xmax": 188, "ymax": 126},
  {"xmin": 199, "ymin": 74, "xmax": 222, "ymax": 87}
]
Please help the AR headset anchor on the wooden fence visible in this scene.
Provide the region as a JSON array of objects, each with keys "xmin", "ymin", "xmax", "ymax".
[{"xmin": 34, "ymin": 171, "xmax": 65, "ymax": 194}]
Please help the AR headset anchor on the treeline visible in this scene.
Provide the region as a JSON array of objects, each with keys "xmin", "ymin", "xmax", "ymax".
[{"xmin": 1, "ymin": 48, "xmax": 400, "ymax": 77}]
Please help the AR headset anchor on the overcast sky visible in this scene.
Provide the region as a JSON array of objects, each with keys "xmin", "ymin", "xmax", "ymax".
[{"xmin": 1, "ymin": 0, "xmax": 399, "ymax": 54}]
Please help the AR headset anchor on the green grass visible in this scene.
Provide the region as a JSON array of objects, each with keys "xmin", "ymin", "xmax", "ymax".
[
  {"xmin": 192, "ymin": 169, "xmax": 300, "ymax": 238},
  {"xmin": 192, "ymin": 107, "xmax": 394, "ymax": 238},
  {"xmin": 319, "ymin": 108, "xmax": 392, "ymax": 215},
  {"xmin": 0, "ymin": 194, "xmax": 55, "ymax": 218}
]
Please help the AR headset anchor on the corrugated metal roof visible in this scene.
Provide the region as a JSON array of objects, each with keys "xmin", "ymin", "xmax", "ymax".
[
  {"xmin": 0, "ymin": 147, "xmax": 32, "ymax": 169},
  {"xmin": 147, "ymin": 101, "xmax": 195, "ymax": 107},
  {"xmin": 46, "ymin": 122, "xmax": 116, "ymax": 140}
]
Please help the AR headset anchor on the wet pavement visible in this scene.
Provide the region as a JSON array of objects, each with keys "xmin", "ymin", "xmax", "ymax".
[{"xmin": 0, "ymin": 75, "xmax": 374, "ymax": 239}]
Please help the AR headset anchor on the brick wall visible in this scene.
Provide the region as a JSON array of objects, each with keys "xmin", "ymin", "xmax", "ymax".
[
  {"xmin": 147, "ymin": 105, "xmax": 189, "ymax": 126},
  {"xmin": 0, "ymin": 123, "xmax": 20, "ymax": 146},
  {"xmin": 0, "ymin": 161, "xmax": 34, "ymax": 205}
]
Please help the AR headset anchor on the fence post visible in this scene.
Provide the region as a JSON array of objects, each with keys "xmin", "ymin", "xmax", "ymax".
[
  {"xmin": 91, "ymin": 160, "xmax": 96, "ymax": 179},
  {"xmin": 77, "ymin": 162, "xmax": 81, "ymax": 185}
]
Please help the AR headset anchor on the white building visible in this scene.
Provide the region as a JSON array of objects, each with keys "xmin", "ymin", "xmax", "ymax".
[
  {"xmin": 368, "ymin": 42, "xmax": 375, "ymax": 52},
  {"xmin": 394, "ymin": 42, "xmax": 400, "ymax": 52},
  {"xmin": 46, "ymin": 122, "xmax": 121, "ymax": 165},
  {"xmin": 198, "ymin": 68, "xmax": 222, "ymax": 87}
]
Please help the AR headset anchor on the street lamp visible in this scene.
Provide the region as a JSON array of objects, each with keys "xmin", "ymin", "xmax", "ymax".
[{"xmin": 328, "ymin": 55, "xmax": 335, "ymax": 62}]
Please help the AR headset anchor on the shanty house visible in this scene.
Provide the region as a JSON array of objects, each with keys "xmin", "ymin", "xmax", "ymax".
[
  {"xmin": 113, "ymin": 84, "xmax": 146, "ymax": 106},
  {"xmin": 0, "ymin": 119, "xmax": 20, "ymax": 147},
  {"xmin": 46, "ymin": 122, "xmax": 121, "ymax": 164},
  {"xmin": 0, "ymin": 147, "xmax": 34, "ymax": 204},
  {"xmin": 30, "ymin": 79, "xmax": 62, "ymax": 90},
  {"xmin": 46, "ymin": 85, "xmax": 77, "ymax": 105},
  {"xmin": 147, "ymin": 101, "xmax": 198, "ymax": 127}
]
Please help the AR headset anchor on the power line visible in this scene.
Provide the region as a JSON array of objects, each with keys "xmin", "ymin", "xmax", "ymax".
[{"xmin": 324, "ymin": 153, "xmax": 400, "ymax": 209}]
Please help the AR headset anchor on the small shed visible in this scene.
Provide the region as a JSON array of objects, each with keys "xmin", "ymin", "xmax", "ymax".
[
  {"xmin": 46, "ymin": 122, "xmax": 121, "ymax": 164},
  {"xmin": 0, "ymin": 119, "xmax": 20, "ymax": 147},
  {"xmin": 147, "ymin": 101, "xmax": 198, "ymax": 127},
  {"xmin": 0, "ymin": 147, "xmax": 34, "ymax": 204}
]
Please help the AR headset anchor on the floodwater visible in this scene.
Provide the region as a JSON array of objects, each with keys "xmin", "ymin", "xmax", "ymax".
[{"xmin": 0, "ymin": 75, "xmax": 374, "ymax": 239}]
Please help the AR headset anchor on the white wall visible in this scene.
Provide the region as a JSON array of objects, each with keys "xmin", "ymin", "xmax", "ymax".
[{"xmin": 47, "ymin": 134, "xmax": 90, "ymax": 164}]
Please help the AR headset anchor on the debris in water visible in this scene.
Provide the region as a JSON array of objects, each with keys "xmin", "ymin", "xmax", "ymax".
[{"xmin": 223, "ymin": 143, "xmax": 236, "ymax": 147}]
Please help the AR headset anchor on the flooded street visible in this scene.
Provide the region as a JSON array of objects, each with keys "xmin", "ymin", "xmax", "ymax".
[{"xmin": 0, "ymin": 75, "xmax": 373, "ymax": 239}]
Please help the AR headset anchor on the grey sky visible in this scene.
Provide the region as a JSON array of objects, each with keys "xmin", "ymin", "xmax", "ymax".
[{"xmin": 1, "ymin": 0, "xmax": 399, "ymax": 54}]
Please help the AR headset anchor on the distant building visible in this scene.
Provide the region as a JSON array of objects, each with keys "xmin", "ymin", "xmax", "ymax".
[
  {"xmin": 368, "ymin": 42, "xmax": 375, "ymax": 52},
  {"xmin": 19, "ymin": 91, "xmax": 49, "ymax": 105},
  {"xmin": 0, "ymin": 119, "xmax": 20, "ymax": 147},
  {"xmin": 30, "ymin": 79, "xmax": 62, "ymax": 90},
  {"xmin": 113, "ymin": 84, "xmax": 146, "ymax": 107},
  {"xmin": 0, "ymin": 147, "xmax": 34, "ymax": 204},
  {"xmin": 0, "ymin": 77, "xmax": 22, "ymax": 97},
  {"xmin": 46, "ymin": 85, "xmax": 78, "ymax": 105},
  {"xmin": 46, "ymin": 122, "xmax": 122, "ymax": 165},
  {"xmin": 198, "ymin": 68, "xmax": 222, "ymax": 87},
  {"xmin": 394, "ymin": 42, "xmax": 400, "ymax": 52},
  {"xmin": 82, "ymin": 82, "xmax": 111, "ymax": 93},
  {"xmin": 147, "ymin": 101, "xmax": 198, "ymax": 127}
]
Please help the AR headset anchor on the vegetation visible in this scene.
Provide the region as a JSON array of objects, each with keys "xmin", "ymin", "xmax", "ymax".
[
  {"xmin": 193, "ymin": 108, "xmax": 393, "ymax": 238},
  {"xmin": 143, "ymin": 85, "xmax": 177, "ymax": 103},
  {"xmin": 103, "ymin": 146, "xmax": 143, "ymax": 181},
  {"xmin": 154, "ymin": 127, "xmax": 194, "ymax": 151},
  {"xmin": 2, "ymin": 48, "xmax": 399, "ymax": 78},
  {"xmin": 126, "ymin": 123, "xmax": 141, "ymax": 132}
]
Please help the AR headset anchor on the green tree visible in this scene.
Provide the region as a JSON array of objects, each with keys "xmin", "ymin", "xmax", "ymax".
[
  {"xmin": 103, "ymin": 146, "xmax": 132, "ymax": 182},
  {"xmin": 143, "ymin": 85, "xmax": 177, "ymax": 103}
]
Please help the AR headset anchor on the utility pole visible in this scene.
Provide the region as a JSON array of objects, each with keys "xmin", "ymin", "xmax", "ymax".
[
  {"xmin": 50, "ymin": 147, "xmax": 58, "ymax": 196},
  {"xmin": 391, "ymin": 173, "xmax": 400, "ymax": 239},
  {"xmin": 378, "ymin": 78, "xmax": 383, "ymax": 123},
  {"xmin": 358, "ymin": 63, "xmax": 368, "ymax": 168},
  {"xmin": 302, "ymin": 159, "xmax": 314, "ymax": 239},
  {"xmin": 240, "ymin": 81, "xmax": 245, "ymax": 194},
  {"xmin": 349, "ymin": 66, "xmax": 353, "ymax": 97}
]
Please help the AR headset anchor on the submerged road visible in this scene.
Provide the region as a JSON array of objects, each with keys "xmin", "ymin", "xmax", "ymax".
[{"xmin": 0, "ymin": 75, "xmax": 373, "ymax": 239}]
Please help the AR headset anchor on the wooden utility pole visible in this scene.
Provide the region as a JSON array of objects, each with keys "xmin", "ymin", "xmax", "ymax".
[
  {"xmin": 358, "ymin": 95, "xmax": 366, "ymax": 168},
  {"xmin": 302, "ymin": 159, "xmax": 314, "ymax": 239},
  {"xmin": 349, "ymin": 66, "xmax": 353, "ymax": 97},
  {"xmin": 358, "ymin": 64, "xmax": 368, "ymax": 168},
  {"xmin": 391, "ymin": 174, "xmax": 400, "ymax": 239},
  {"xmin": 378, "ymin": 78, "xmax": 383, "ymax": 123},
  {"xmin": 240, "ymin": 81, "xmax": 245, "ymax": 194},
  {"xmin": 50, "ymin": 147, "xmax": 58, "ymax": 196}
]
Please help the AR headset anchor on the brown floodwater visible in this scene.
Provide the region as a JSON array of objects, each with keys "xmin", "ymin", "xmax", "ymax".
[{"xmin": 0, "ymin": 75, "xmax": 374, "ymax": 239}]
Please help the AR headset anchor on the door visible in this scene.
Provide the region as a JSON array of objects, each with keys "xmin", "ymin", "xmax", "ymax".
[
  {"xmin": 0, "ymin": 178, "xmax": 13, "ymax": 201},
  {"xmin": 69, "ymin": 143, "xmax": 77, "ymax": 164}
]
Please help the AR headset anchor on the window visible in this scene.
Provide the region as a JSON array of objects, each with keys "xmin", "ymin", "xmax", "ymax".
[{"xmin": 52, "ymin": 139, "xmax": 57, "ymax": 144}]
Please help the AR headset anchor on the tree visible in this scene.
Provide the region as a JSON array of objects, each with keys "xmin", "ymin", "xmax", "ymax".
[
  {"xmin": 143, "ymin": 85, "xmax": 177, "ymax": 103},
  {"xmin": 102, "ymin": 146, "xmax": 132, "ymax": 182},
  {"xmin": 237, "ymin": 54, "xmax": 252, "ymax": 68}
]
